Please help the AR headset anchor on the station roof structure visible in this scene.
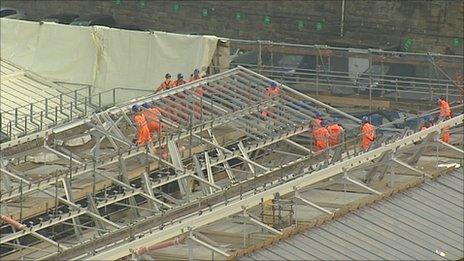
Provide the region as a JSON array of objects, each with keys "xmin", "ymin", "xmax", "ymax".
[{"xmin": 0, "ymin": 66, "xmax": 462, "ymax": 260}]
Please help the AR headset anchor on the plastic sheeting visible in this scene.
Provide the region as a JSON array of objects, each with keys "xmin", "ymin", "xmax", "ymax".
[{"xmin": 0, "ymin": 18, "xmax": 219, "ymax": 95}]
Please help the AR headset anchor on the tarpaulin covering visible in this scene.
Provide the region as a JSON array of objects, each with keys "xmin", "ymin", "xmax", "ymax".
[{"xmin": 0, "ymin": 18, "xmax": 219, "ymax": 95}]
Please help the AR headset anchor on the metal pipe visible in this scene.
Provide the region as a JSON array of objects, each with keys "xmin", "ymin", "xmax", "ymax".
[
  {"xmin": 0, "ymin": 215, "xmax": 26, "ymax": 230},
  {"xmin": 340, "ymin": 0, "xmax": 346, "ymax": 37},
  {"xmin": 136, "ymin": 235, "xmax": 186, "ymax": 255}
]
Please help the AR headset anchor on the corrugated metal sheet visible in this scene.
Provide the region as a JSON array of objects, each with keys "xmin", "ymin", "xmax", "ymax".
[
  {"xmin": 0, "ymin": 59, "xmax": 67, "ymax": 112},
  {"xmin": 243, "ymin": 171, "xmax": 464, "ymax": 260}
]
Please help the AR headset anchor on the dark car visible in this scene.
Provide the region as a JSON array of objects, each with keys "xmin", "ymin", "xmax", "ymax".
[
  {"xmin": 0, "ymin": 7, "xmax": 26, "ymax": 19},
  {"xmin": 231, "ymin": 51, "xmax": 317, "ymax": 81},
  {"xmin": 43, "ymin": 13, "xmax": 79, "ymax": 24},
  {"xmin": 113, "ymin": 24, "xmax": 147, "ymax": 31},
  {"xmin": 70, "ymin": 15, "xmax": 116, "ymax": 27}
]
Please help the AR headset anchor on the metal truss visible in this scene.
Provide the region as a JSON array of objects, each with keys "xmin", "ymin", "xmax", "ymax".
[{"xmin": 0, "ymin": 66, "xmax": 462, "ymax": 260}]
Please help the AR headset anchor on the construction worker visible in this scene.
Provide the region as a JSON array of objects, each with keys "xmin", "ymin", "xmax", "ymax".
[
  {"xmin": 313, "ymin": 112, "xmax": 324, "ymax": 127},
  {"xmin": 437, "ymin": 96, "xmax": 452, "ymax": 121},
  {"xmin": 189, "ymin": 69, "xmax": 202, "ymax": 82},
  {"xmin": 441, "ymin": 115, "xmax": 451, "ymax": 143},
  {"xmin": 132, "ymin": 105, "xmax": 152, "ymax": 146},
  {"xmin": 419, "ymin": 116, "xmax": 433, "ymax": 131},
  {"xmin": 313, "ymin": 121, "xmax": 330, "ymax": 152},
  {"xmin": 261, "ymin": 82, "xmax": 281, "ymax": 117},
  {"xmin": 158, "ymin": 73, "xmax": 174, "ymax": 92},
  {"xmin": 360, "ymin": 116, "xmax": 375, "ymax": 151},
  {"xmin": 173, "ymin": 73, "xmax": 187, "ymax": 88},
  {"xmin": 327, "ymin": 117, "xmax": 344, "ymax": 146},
  {"xmin": 142, "ymin": 102, "xmax": 163, "ymax": 137}
]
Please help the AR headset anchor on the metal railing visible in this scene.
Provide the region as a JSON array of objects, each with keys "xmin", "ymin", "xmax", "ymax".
[
  {"xmin": 0, "ymin": 87, "xmax": 153, "ymax": 141},
  {"xmin": 223, "ymin": 39, "xmax": 464, "ymax": 105},
  {"xmin": 229, "ymin": 63, "xmax": 461, "ymax": 102}
]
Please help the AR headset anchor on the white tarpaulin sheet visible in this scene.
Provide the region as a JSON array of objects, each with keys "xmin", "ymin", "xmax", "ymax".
[{"xmin": 0, "ymin": 18, "xmax": 219, "ymax": 95}]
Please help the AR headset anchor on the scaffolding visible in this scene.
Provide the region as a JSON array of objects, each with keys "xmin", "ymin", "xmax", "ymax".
[
  {"xmin": 224, "ymin": 39, "xmax": 464, "ymax": 110},
  {"xmin": 0, "ymin": 66, "xmax": 462, "ymax": 260}
]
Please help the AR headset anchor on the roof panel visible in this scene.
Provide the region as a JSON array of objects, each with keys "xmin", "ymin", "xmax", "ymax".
[{"xmin": 243, "ymin": 171, "xmax": 464, "ymax": 260}]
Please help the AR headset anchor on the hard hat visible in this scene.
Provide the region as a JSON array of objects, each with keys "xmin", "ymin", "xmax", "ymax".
[
  {"xmin": 132, "ymin": 105, "xmax": 140, "ymax": 112},
  {"xmin": 165, "ymin": 73, "xmax": 171, "ymax": 78},
  {"xmin": 426, "ymin": 115, "xmax": 434, "ymax": 122},
  {"xmin": 270, "ymin": 81, "xmax": 278, "ymax": 87},
  {"xmin": 177, "ymin": 73, "xmax": 183, "ymax": 79},
  {"xmin": 315, "ymin": 112, "xmax": 323, "ymax": 118},
  {"xmin": 193, "ymin": 69, "xmax": 200, "ymax": 74},
  {"xmin": 332, "ymin": 117, "xmax": 340, "ymax": 123},
  {"xmin": 142, "ymin": 102, "xmax": 151, "ymax": 109},
  {"xmin": 362, "ymin": 116, "xmax": 369, "ymax": 123}
]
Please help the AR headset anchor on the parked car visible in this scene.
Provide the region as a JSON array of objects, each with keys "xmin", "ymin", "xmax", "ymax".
[
  {"xmin": 70, "ymin": 15, "xmax": 116, "ymax": 27},
  {"xmin": 0, "ymin": 7, "xmax": 26, "ymax": 19},
  {"xmin": 354, "ymin": 63, "xmax": 417, "ymax": 95},
  {"xmin": 43, "ymin": 13, "xmax": 79, "ymax": 24},
  {"xmin": 113, "ymin": 24, "xmax": 147, "ymax": 31},
  {"xmin": 231, "ymin": 51, "xmax": 317, "ymax": 81}
]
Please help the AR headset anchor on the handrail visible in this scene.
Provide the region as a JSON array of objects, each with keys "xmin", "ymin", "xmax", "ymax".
[{"xmin": 0, "ymin": 87, "xmax": 154, "ymax": 140}]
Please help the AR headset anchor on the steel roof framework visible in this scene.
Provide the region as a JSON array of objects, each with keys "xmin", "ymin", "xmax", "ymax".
[{"xmin": 0, "ymin": 66, "xmax": 462, "ymax": 260}]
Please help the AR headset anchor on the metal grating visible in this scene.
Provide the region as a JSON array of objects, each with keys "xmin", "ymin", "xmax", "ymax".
[{"xmin": 243, "ymin": 170, "xmax": 464, "ymax": 261}]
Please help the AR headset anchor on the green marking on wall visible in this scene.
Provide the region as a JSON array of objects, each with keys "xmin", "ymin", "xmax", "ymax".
[
  {"xmin": 402, "ymin": 38, "xmax": 414, "ymax": 51},
  {"xmin": 114, "ymin": 0, "xmax": 122, "ymax": 5},
  {"xmin": 296, "ymin": 20, "xmax": 305, "ymax": 29},
  {"xmin": 316, "ymin": 21, "xmax": 325, "ymax": 31},
  {"xmin": 263, "ymin": 15, "xmax": 271, "ymax": 25},
  {"xmin": 201, "ymin": 8, "xmax": 209, "ymax": 17},
  {"xmin": 138, "ymin": 0, "xmax": 147, "ymax": 9},
  {"xmin": 235, "ymin": 11, "xmax": 244, "ymax": 21},
  {"xmin": 451, "ymin": 38, "xmax": 462, "ymax": 47},
  {"xmin": 173, "ymin": 3, "xmax": 181, "ymax": 12}
]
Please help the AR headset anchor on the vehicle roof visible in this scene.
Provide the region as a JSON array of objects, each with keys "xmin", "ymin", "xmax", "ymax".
[
  {"xmin": 46, "ymin": 13, "xmax": 79, "ymax": 18},
  {"xmin": 0, "ymin": 7, "xmax": 18, "ymax": 11}
]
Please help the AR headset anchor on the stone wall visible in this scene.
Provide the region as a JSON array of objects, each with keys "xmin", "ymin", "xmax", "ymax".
[{"xmin": 2, "ymin": 0, "xmax": 463, "ymax": 54}]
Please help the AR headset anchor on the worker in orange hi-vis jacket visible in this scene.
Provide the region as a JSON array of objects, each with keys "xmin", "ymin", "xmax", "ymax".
[
  {"xmin": 313, "ymin": 121, "xmax": 330, "ymax": 152},
  {"xmin": 360, "ymin": 116, "xmax": 375, "ymax": 151},
  {"xmin": 188, "ymin": 69, "xmax": 202, "ymax": 82},
  {"xmin": 313, "ymin": 111, "xmax": 323, "ymax": 127},
  {"xmin": 157, "ymin": 73, "xmax": 174, "ymax": 92},
  {"xmin": 437, "ymin": 96, "xmax": 452, "ymax": 120},
  {"xmin": 173, "ymin": 73, "xmax": 187, "ymax": 88},
  {"xmin": 132, "ymin": 105, "xmax": 152, "ymax": 147},
  {"xmin": 419, "ymin": 116, "xmax": 434, "ymax": 131},
  {"xmin": 440, "ymin": 115, "xmax": 451, "ymax": 143},
  {"xmin": 327, "ymin": 117, "xmax": 344, "ymax": 146},
  {"xmin": 261, "ymin": 81, "xmax": 281, "ymax": 117},
  {"xmin": 141, "ymin": 102, "xmax": 163, "ymax": 137}
]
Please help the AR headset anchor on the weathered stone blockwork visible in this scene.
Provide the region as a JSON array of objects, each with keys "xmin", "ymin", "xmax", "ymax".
[{"xmin": 2, "ymin": 0, "xmax": 463, "ymax": 53}]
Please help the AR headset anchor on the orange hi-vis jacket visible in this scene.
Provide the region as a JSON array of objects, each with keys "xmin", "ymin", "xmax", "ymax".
[
  {"xmin": 189, "ymin": 75, "xmax": 202, "ymax": 82},
  {"xmin": 143, "ymin": 108, "xmax": 163, "ymax": 136},
  {"xmin": 266, "ymin": 86, "xmax": 281, "ymax": 96},
  {"xmin": 313, "ymin": 126, "xmax": 330, "ymax": 152},
  {"xmin": 441, "ymin": 127, "xmax": 450, "ymax": 143},
  {"xmin": 173, "ymin": 79, "xmax": 187, "ymax": 88},
  {"xmin": 261, "ymin": 87, "xmax": 281, "ymax": 117},
  {"xmin": 361, "ymin": 122, "xmax": 375, "ymax": 151},
  {"xmin": 159, "ymin": 79, "xmax": 174, "ymax": 91},
  {"xmin": 134, "ymin": 113, "xmax": 151, "ymax": 146},
  {"xmin": 438, "ymin": 100, "xmax": 451, "ymax": 118},
  {"xmin": 327, "ymin": 123, "xmax": 344, "ymax": 146},
  {"xmin": 313, "ymin": 118, "xmax": 322, "ymax": 127}
]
